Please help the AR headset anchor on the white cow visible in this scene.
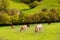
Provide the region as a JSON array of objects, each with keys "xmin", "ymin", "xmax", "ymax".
[{"xmin": 35, "ymin": 24, "xmax": 42, "ymax": 32}]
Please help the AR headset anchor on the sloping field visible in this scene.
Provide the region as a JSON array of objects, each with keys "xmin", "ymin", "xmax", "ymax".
[{"xmin": 0, "ymin": 23, "xmax": 60, "ymax": 40}]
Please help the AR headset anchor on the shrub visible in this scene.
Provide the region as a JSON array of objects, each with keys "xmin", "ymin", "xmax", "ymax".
[
  {"xmin": 29, "ymin": 1, "xmax": 39, "ymax": 9},
  {"xmin": 0, "ymin": 13, "xmax": 11, "ymax": 24},
  {"xmin": 49, "ymin": 9, "xmax": 59, "ymax": 21},
  {"xmin": 0, "ymin": 0, "xmax": 9, "ymax": 11}
]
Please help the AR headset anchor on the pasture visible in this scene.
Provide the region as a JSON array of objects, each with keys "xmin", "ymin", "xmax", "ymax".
[
  {"xmin": 9, "ymin": 0, "xmax": 60, "ymax": 14},
  {"xmin": 0, "ymin": 23, "xmax": 60, "ymax": 40}
]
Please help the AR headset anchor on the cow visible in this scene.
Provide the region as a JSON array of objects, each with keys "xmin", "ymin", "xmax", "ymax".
[
  {"xmin": 20, "ymin": 25, "xmax": 27, "ymax": 31},
  {"xmin": 11, "ymin": 24, "xmax": 15, "ymax": 29},
  {"xmin": 35, "ymin": 24, "xmax": 42, "ymax": 32}
]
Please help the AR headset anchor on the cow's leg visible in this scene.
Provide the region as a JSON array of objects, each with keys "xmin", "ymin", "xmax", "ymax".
[
  {"xmin": 39, "ymin": 27, "xmax": 42, "ymax": 32},
  {"xmin": 35, "ymin": 29, "xmax": 37, "ymax": 32},
  {"xmin": 20, "ymin": 27, "xmax": 24, "ymax": 31},
  {"xmin": 35, "ymin": 27, "xmax": 38, "ymax": 33}
]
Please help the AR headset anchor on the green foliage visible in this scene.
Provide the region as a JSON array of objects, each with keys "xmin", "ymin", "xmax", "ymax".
[
  {"xmin": 19, "ymin": 8, "xmax": 60, "ymax": 23},
  {"xmin": 0, "ymin": 0, "xmax": 60, "ymax": 24},
  {"xmin": 7, "ymin": 9, "xmax": 20, "ymax": 24},
  {"xmin": 11, "ymin": 15, "xmax": 19, "ymax": 24},
  {"xmin": 49, "ymin": 9, "xmax": 59, "ymax": 21},
  {"xmin": 0, "ymin": 9, "xmax": 20, "ymax": 25},
  {"xmin": 20, "ymin": 13, "xmax": 41, "ymax": 23},
  {"xmin": 21, "ymin": 0, "xmax": 42, "ymax": 4},
  {"xmin": 21, "ymin": 0, "xmax": 40, "ymax": 9},
  {"xmin": 0, "ymin": 13, "xmax": 11, "ymax": 24},
  {"xmin": 0, "ymin": 0, "xmax": 9, "ymax": 11},
  {"xmin": 40, "ymin": 8, "xmax": 49, "ymax": 22},
  {"xmin": 29, "ymin": 1, "xmax": 39, "ymax": 9},
  {"xmin": 21, "ymin": 0, "xmax": 34, "ymax": 4}
]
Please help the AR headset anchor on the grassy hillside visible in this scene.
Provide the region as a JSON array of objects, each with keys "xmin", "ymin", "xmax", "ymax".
[
  {"xmin": 9, "ymin": 0, "xmax": 60, "ymax": 15},
  {"xmin": 23, "ymin": 0, "xmax": 60, "ymax": 14},
  {"xmin": 0, "ymin": 23, "xmax": 60, "ymax": 40},
  {"xmin": 9, "ymin": 0, "xmax": 30, "ymax": 10}
]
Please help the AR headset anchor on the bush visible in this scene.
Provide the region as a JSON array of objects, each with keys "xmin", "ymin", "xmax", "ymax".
[
  {"xmin": 29, "ymin": 1, "xmax": 39, "ymax": 9},
  {"xmin": 21, "ymin": 0, "xmax": 42, "ymax": 4},
  {"xmin": 41, "ymin": 8, "xmax": 48, "ymax": 12},
  {"xmin": 11, "ymin": 15, "xmax": 19, "ymax": 24},
  {"xmin": 0, "ymin": 0, "xmax": 9, "ymax": 11},
  {"xmin": 7, "ymin": 9, "xmax": 20, "ymax": 24},
  {"xmin": 20, "ymin": 13, "xmax": 41, "ymax": 23},
  {"xmin": 0, "ymin": 13, "xmax": 11, "ymax": 24},
  {"xmin": 0, "ymin": 8, "xmax": 59, "ymax": 25},
  {"xmin": 49, "ymin": 9, "xmax": 59, "ymax": 21}
]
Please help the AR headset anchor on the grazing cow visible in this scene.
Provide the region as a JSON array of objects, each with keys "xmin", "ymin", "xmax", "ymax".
[
  {"xmin": 11, "ymin": 24, "xmax": 14, "ymax": 29},
  {"xmin": 20, "ymin": 25, "xmax": 27, "ymax": 31},
  {"xmin": 35, "ymin": 24, "xmax": 42, "ymax": 32}
]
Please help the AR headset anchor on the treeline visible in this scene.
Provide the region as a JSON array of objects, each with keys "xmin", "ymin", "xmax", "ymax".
[
  {"xmin": 0, "ymin": 0, "xmax": 19, "ymax": 25},
  {"xmin": 19, "ymin": 8, "xmax": 60, "ymax": 24},
  {"xmin": 0, "ymin": 9, "xmax": 20, "ymax": 25},
  {"xmin": 21, "ymin": 0, "xmax": 42, "ymax": 9},
  {"xmin": 0, "ymin": 8, "xmax": 60, "ymax": 25}
]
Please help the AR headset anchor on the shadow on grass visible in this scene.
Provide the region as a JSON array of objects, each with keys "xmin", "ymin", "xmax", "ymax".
[
  {"xmin": 11, "ymin": 0, "xmax": 22, "ymax": 3},
  {"xmin": 0, "ymin": 37, "xmax": 8, "ymax": 40}
]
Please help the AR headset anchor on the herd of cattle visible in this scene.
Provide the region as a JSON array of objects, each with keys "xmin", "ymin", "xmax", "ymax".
[
  {"xmin": 11, "ymin": 24, "xmax": 42, "ymax": 33},
  {"xmin": 11, "ymin": 23, "xmax": 51, "ymax": 33}
]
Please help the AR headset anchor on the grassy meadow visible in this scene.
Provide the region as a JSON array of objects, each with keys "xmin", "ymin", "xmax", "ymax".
[
  {"xmin": 9, "ymin": 0, "xmax": 60, "ymax": 14},
  {"xmin": 0, "ymin": 22, "xmax": 60, "ymax": 40}
]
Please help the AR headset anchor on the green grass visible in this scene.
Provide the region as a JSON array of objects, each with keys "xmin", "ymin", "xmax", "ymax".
[
  {"xmin": 22, "ymin": 0, "xmax": 60, "ymax": 15},
  {"xmin": 8, "ymin": 0, "xmax": 60, "ymax": 17},
  {"xmin": 9, "ymin": 0, "xmax": 60, "ymax": 13},
  {"xmin": 9, "ymin": 0, "xmax": 30, "ymax": 10},
  {"xmin": 0, "ymin": 22, "xmax": 60, "ymax": 40}
]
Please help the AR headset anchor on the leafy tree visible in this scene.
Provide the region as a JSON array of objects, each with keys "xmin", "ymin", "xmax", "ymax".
[
  {"xmin": 40, "ymin": 8, "xmax": 49, "ymax": 22},
  {"xmin": 0, "ymin": 0, "xmax": 9, "ymax": 11},
  {"xmin": 11, "ymin": 15, "xmax": 19, "ymax": 24},
  {"xmin": 49, "ymin": 9, "xmax": 59, "ymax": 21},
  {"xmin": 21, "ymin": 0, "xmax": 34, "ymax": 4},
  {"xmin": 8, "ymin": 9, "xmax": 20, "ymax": 24},
  {"xmin": 21, "ymin": 0, "xmax": 42, "ymax": 4},
  {"xmin": 58, "ymin": 9, "xmax": 60, "ymax": 21},
  {"xmin": 7, "ymin": 9, "xmax": 20, "ymax": 24},
  {"xmin": 29, "ymin": 1, "xmax": 39, "ymax": 9},
  {"xmin": 21, "ymin": 0, "xmax": 42, "ymax": 9},
  {"xmin": 0, "ymin": 13, "xmax": 11, "ymax": 24}
]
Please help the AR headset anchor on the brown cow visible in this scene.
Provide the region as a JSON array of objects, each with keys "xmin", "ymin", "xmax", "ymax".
[{"xmin": 20, "ymin": 25, "xmax": 27, "ymax": 31}]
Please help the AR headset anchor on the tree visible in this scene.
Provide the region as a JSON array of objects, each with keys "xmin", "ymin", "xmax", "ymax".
[
  {"xmin": 49, "ymin": 9, "xmax": 59, "ymax": 21},
  {"xmin": 0, "ymin": 13, "xmax": 11, "ymax": 24},
  {"xmin": 29, "ymin": 1, "xmax": 39, "ymax": 9},
  {"xmin": 21, "ymin": 0, "xmax": 35, "ymax": 4},
  {"xmin": 0, "ymin": 0, "xmax": 9, "ymax": 11},
  {"xmin": 21, "ymin": 0, "xmax": 42, "ymax": 9},
  {"xmin": 11, "ymin": 15, "xmax": 19, "ymax": 24},
  {"xmin": 21, "ymin": 0, "xmax": 42, "ymax": 4},
  {"xmin": 40, "ymin": 8, "xmax": 49, "ymax": 22}
]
